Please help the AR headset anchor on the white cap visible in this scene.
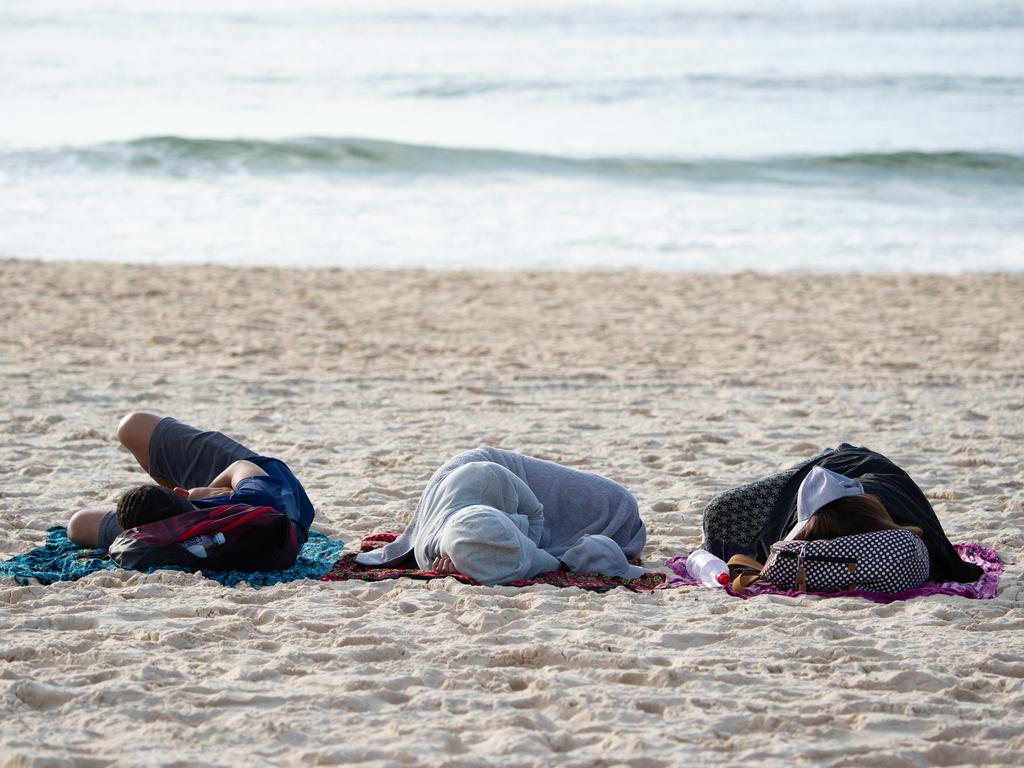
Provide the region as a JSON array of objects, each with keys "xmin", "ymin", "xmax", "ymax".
[
  {"xmin": 560, "ymin": 534, "xmax": 649, "ymax": 580},
  {"xmin": 439, "ymin": 506, "xmax": 559, "ymax": 585},
  {"xmin": 786, "ymin": 466, "xmax": 864, "ymax": 540}
]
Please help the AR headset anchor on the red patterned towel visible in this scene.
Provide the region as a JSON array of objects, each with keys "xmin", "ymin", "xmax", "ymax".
[{"xmin": 322, "ymin": 532, "xmax": 666, "ymax": 592}]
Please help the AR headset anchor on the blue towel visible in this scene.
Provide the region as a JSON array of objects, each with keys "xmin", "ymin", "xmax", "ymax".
[{"xmin": 0, "ymin": 526, "xmax": 344, "ymax": 587}]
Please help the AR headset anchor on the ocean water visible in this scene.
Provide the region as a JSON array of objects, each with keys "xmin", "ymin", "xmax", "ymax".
[{"xmin": 1, "ymin": 0, "xmax": 1023, "ymax": 272}]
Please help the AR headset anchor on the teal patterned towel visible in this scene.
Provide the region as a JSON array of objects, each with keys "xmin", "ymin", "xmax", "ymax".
[{"xmin": 0, "ymin": 526, "xmax": 344, "ymax": 587}]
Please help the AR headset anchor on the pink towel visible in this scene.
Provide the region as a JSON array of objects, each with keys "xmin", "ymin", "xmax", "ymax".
[{"xmin": 665, "ymin": 542, "xmax": 1002, "ymax": 603}]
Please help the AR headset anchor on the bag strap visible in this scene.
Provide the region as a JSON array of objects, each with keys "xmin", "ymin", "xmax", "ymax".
[
  {"xmin": 727, "ymin": 554, "xmax": 763, "ymax": 571},
  {"xmin": 726, "ymin": 554, "xmax": 764, "ymax": 594},
  {"xmin": 795, "ymin": 544, "xmax": 808, "ymax": 592}
]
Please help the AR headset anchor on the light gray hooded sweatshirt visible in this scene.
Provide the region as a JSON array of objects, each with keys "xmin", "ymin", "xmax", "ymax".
[
  {"xmin": 356, "ymin": 445, "xmax": 646, "ymax": 573},
  {"xmin": 411, "ymin": 460, "xmax": 558, "ymax": 581}
]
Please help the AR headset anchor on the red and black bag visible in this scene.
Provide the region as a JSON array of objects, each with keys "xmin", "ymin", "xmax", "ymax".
[{"xmin": 108, "ymin": 503, "xmax": 301, "ymax": 573}]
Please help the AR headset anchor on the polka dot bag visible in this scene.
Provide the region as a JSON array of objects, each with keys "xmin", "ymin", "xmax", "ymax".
[{"xmin": 757, "ymin": 529, "xmax": 930, "ymax": 593}]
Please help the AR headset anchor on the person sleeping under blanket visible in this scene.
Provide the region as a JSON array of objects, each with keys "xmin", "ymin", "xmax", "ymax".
[{"xmin": 357, "ymin": 446, "xmax": 649, "ymax": 585}]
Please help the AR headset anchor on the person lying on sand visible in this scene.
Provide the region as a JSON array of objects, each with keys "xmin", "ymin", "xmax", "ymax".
[
  {"xmin": 701, "ymin": 443, "xmax": 981, "ymax": 583},
  {"xmin": 68, "ymin": 413, "xmax": 315, "ymax": 548},
  {"xmin": 357, "ymin": 446, "xmax": 648, "ymax": 585}
]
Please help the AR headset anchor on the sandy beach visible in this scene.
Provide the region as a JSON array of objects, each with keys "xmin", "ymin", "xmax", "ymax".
[{"xmin": 1, "ymin": 259, "xmax": 1022, "ymax": 766}]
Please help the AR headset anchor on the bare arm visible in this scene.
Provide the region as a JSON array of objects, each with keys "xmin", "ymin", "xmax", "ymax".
[
  {"xmin": 67, "ymin": 507, "xmax": 114, "ymax": 548},
  {"xmin": 209, "ymin": 460, "xmax": 268, "ymax": 488},
  {"xmin": 183, "ymin": 460, "xmax": 268, "ymax": 500}
]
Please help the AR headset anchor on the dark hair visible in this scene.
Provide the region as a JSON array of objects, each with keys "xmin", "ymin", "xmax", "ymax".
[
  {"xmin": 116, "ymin": 485, "xmax": 194, "ymax": 530},
  {"xmin": 796, "ymin": 493, "xmax": 923, "ymax": 541}
]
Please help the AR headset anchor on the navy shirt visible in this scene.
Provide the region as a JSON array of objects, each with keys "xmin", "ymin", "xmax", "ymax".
[{"xmin": 194, "ymin": 457, "xmax": 314, "ymax": 539}]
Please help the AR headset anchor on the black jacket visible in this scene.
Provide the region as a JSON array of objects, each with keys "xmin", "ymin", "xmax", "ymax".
[{"xmin": 754, "ymin": 446, "xmax": 982, "ymax": 583}]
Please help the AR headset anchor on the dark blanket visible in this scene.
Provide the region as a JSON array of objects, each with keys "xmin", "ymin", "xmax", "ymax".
[
  {"xmin": 757, "ymin": 446, "xmax": 982, "ymax": 583},
  {"xmin": 325, "ymin": 532, "xmax": 666, "ymax": 592}
]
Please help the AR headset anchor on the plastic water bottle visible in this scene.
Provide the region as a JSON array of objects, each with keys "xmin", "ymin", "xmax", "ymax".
[
  {"xmin": 183, "ymin": 532, "xmax": 226, "ymax": 559},
  {"xmin": 685, "ymin": 548, "xmax": 730, "ymax": 587}
]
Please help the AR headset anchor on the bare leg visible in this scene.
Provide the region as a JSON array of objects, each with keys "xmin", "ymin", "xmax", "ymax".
[
  {"xmin": 116, "ymin": 411, "xmax": 174, "ymax": 488},
  {"xmin": 68, "ymin": 412, "xmax": 174, "ymax": 548}
]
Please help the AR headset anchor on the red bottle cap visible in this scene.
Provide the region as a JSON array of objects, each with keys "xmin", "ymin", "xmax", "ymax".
[{"xmin": 716, "ymin": 571, "xmax": 730, "ymax": 586}]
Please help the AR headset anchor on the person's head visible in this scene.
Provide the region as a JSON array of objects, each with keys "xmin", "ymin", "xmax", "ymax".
[
  {"xmin": 116, "ymin": 484, "xmax": 194, "ymax": 530},
  {"xmin": 438, "ymin": 505, "xmax": 558, "ymax": 585},
  {"xmin": 795, "ymin": 493, "xmax": 922, "ymax": 541}
]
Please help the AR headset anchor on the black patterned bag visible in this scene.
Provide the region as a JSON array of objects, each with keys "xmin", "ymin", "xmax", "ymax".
[{"xmin": 732, "ymin": 529, "xmax": 930, "ymax": 594}]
